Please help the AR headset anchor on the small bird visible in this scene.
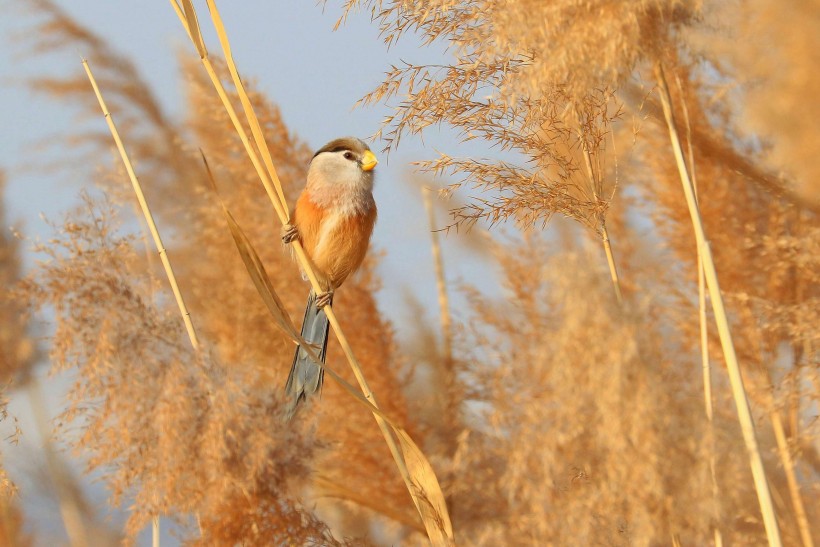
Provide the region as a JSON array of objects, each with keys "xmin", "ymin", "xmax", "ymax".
[{"xmin": 281, "ymin": 136, "xmax": 378, "ymax": 418}]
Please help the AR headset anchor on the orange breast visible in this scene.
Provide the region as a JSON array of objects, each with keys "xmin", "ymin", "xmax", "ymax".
[
  {"xmin": 292, "ymin": 192, "xmax": 324, "ymax": 257},
  {"xmin": 292, "ymin": 191, "xmax": 377, "ymax": 290}
]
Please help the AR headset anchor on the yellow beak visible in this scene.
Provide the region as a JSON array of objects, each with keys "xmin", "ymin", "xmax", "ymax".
[{"xmin": 360, "ymin": 150, "xmax": 378, "ymax": 172}]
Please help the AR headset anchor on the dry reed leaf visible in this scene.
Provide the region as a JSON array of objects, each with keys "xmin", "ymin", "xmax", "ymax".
[
  {"xmin": 221, "ymin": 203, "xmax": 300, "ymax": 342},
  {"xmin": 328, "ymin": 337, "xmax": 454, "ymax": 543},
  {"xmin": 312, "ymin": 374, "xmax": 455, "ymax": 544},
  {"xmin": 207, "ymin": 142, "xmax": 451, "ymax": 538},
  {"xmin": 200, "ymin": 151, "xmax": 300, "ymax": 344},
  {"xmin": 319, "ymin": 361, "xmax": 455, "ymax": 544},
  {"xmin": 218, "ymin": 188, "xmax": 454, "ymax": 544},
  {"xmin": 395, "ymin": 429, "xmax": 455, "ymax": 546}
]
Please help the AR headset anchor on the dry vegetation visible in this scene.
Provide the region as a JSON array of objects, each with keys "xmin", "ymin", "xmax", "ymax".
[{"xmin": 0, "ymin": 0, "xmax": 817, "ymax": 545}]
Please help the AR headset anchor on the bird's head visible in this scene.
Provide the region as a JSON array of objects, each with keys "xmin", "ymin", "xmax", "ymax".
[{"xmin": 307, "ymin": 137, "xmax": 378, "ymax": 196}]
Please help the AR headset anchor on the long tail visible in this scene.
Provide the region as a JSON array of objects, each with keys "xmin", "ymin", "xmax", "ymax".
[{"xmin": 284, "ymin": 290, "xmax": 329, "ymax": 419}]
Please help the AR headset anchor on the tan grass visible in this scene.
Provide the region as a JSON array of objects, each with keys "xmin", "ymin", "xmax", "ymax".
[
  {"xmin": 6, "ymin": 0, "xmax": 820, "ymax": 545},
  {"xmin": 2, "ymin": 173, "xmax": 88, "ymax": 545},
  {"xmin": 334, "ymin": 1, "xmax": 820, "ymax": 543},
  {"xmin": 22, "ymin": 196, "xmax": 332, "ymax": 539},
  {"xmin": 11, "ymin": 2, "xmax": 407, "ymax": 543},
  {"xmin": 17, "ymin": 7, "xmax": 340, "ymax": 541}
]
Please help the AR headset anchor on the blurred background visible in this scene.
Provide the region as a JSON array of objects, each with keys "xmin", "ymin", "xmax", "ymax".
[{"xmin": 0, "ymin": 1, "xmax": 817, "ymax": 545}]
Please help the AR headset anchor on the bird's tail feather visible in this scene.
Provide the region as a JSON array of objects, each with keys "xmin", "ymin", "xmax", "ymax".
[{"xmin": 284, "ymin": 290, "xmax": 329, "ymax": 419}]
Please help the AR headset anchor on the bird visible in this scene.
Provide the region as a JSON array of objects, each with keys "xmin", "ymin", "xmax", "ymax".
[{"xmin": 281, "ymin": 136, "xmax": 378, "ymax": 418}]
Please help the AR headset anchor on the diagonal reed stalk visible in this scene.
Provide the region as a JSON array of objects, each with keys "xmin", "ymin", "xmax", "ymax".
[
  {"xmin": 770, "ymin": 407, "xmax": 814, "ymax": 547},
  {"xmin": 680, "ymin": 69, "xmax": 813, "ymax": 547},
  {"xmin": 83, "ymin": 58, "xmax": 202, "ymax": 547},
  {"xmin": 655, "ymin": 62, "xmax": 782, "ymax": 547},
  {"xmin": 675, "ymin": 74, "xmax": 723, "ymax": 547},
  {"xmin": 170, "ymin": 1, "xmax": 453, "ymax": 544},
  {"xmin": 740, "ymin": 301, "xmax": 815, "ymax": 547},
  {"xmin": 698, "ymin": 252, "xmax": 723, "ymax": 547},
  {"xmin": 82, "ymin": 61, "xmax": 200, "ymax": 353}
]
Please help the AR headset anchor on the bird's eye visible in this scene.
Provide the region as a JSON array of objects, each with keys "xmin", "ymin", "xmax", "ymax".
[{"xmin": 343, "ymin": 151, "xmax": 354, "ymax": 160}]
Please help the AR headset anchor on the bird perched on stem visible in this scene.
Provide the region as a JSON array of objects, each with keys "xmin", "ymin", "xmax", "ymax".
[{"xmin": 281, "ymin": 136, "xmax": 378, "ymax": 418}]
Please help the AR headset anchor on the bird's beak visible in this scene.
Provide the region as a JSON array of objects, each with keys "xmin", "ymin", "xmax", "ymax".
[{"xmin": 360, "ymin": 150, "xmax": 378, "ymax": 172}]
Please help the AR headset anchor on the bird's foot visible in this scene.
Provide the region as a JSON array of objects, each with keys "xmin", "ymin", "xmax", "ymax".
[
  {"xmin": 315, "ymin": 290, "xmax": 334, "ymax": 309},
  {"xmin": 281, "ymin": 223, "xmax": 299, "ymax": 244}
]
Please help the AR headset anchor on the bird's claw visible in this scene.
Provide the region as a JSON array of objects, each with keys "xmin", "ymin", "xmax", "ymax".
[
  {"xmin": 315, "ymin": 290, "xmax": 334, "ymax": 309},
  {"xmin": 281, "ymin": 223, "xmax": 299, "ymax": 244}
]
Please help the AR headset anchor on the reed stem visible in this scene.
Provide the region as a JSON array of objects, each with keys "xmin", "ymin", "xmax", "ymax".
[
  {"xmin": 576, "ymin": 126, "xmax": 623, "ymax": 304},
  {"xmin": 655, "ymin": 62, "xmax": 782, "ymax": 547},
  {"xmin": 83, "ymin": 58, "xmax": 205, "ymax": 547},
  {"xmin": 82, "ymin": 60, "xmax": 200, "ymax": 352},
  {"xmin": 171, "ymin": 3, "xmax": 453, "ymax": 543},
  {"xmin": 769, "ymin": 408, "xmax": 814, "ymax": 547},
  {"xmin": 676, "ymin": 73, "xmax": 723, "ymax": 547}
]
